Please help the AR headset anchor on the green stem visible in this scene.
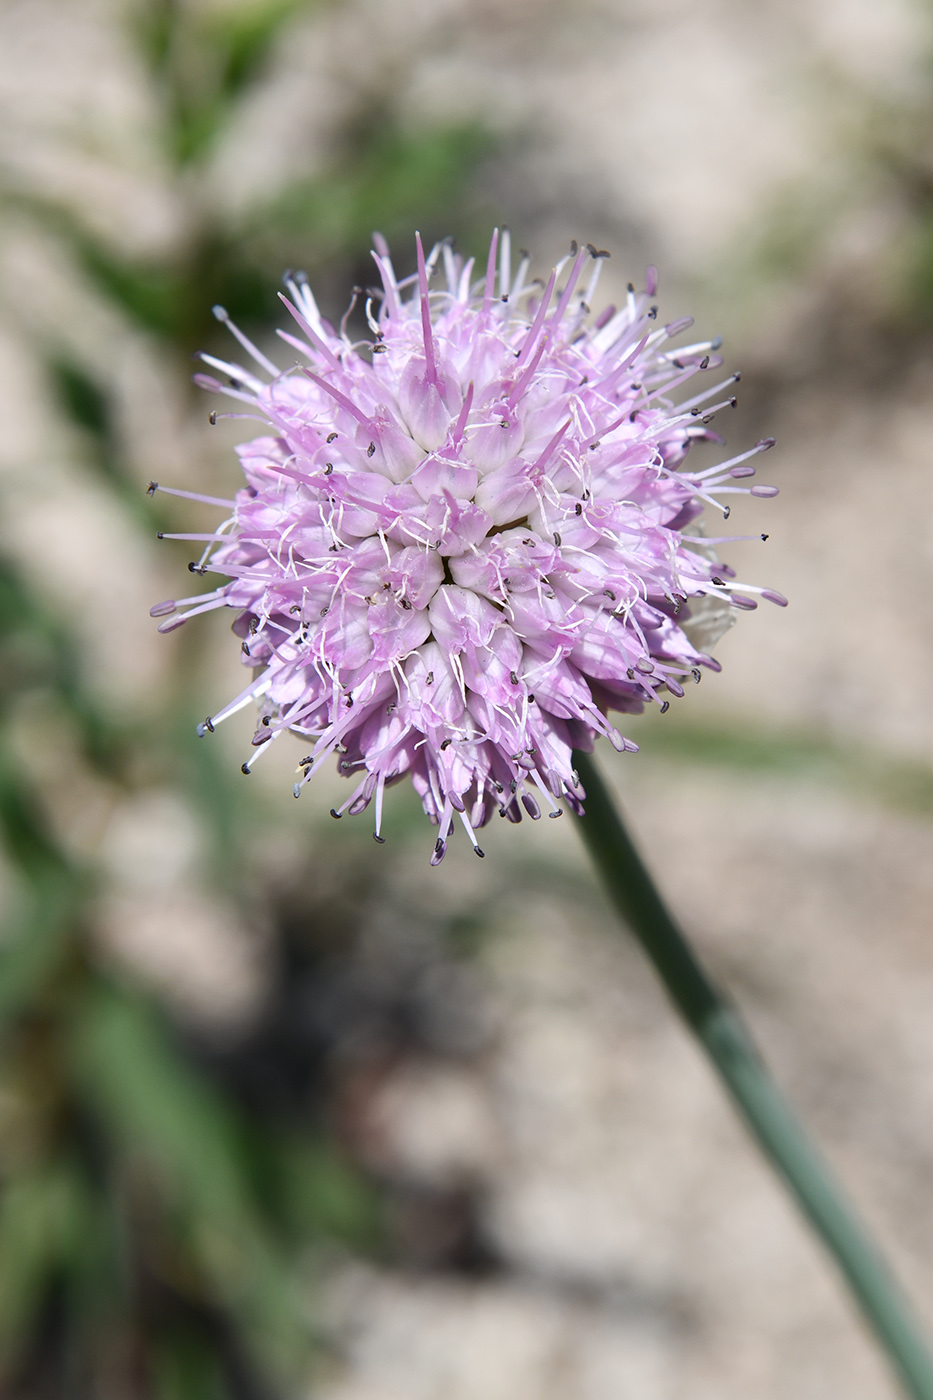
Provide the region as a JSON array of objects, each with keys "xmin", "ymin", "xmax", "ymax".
[{"xmin": 573, "ymin": 748, "xmax": 933, "ymax": 1400}]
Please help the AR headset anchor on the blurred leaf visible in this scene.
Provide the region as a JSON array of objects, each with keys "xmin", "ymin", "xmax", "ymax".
[
  {"xmin": 154, "ymin": 1333, "xmax": 226, "ymax": 1400},
  {"xmin": 0, "ymin": 1159, "xmax": 95, "ymax": 1364},
  {"xmin": 0, "ymin": 558, "xmax": 124, "ymax": 772},
  {"xmin": 75, "ymin": 234, "xmax": 188, "ymax": 340},
  {"xmin": 638, "ymin": 715, "xmax": 933, "ymax": 820},
  {"xmin": 49, "ymin": 358, "xmax": 111, "ymax": 442},
  {"xmin": 69, "ymin": 987, "xmax": 311, "ymax": 1373},
  {"xmin": 256, "ymin": 1133, "xmax": 381, "ymax": 1251},
  {"xmin": 135, "ymin": 0, "xmax": 313, "ymax": 166},
  {"xmin": 71, "ymin": 988, "xmax": 249, "ymax": 1224},
  {"xmin": 0, "ymin": 905, "xmax": 73, "ymax": 1031},
  {"xmin": 256, "ymin": 120, "xmax": 495, "ymax": 263}
]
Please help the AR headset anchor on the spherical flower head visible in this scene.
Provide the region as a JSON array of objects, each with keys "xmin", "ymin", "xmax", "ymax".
[{"xmin": 151, "ymin": 232, "xmax": 784, "ymax": 861}]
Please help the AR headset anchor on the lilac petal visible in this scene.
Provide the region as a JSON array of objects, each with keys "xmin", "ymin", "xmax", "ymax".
[{"xmin": 157, "ymin": 230, "xmax": 781, "ymax": 860}]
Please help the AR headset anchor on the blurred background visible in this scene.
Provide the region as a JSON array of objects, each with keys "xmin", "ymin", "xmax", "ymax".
[{"xmin": 1, "ymin": 0, "xmax": 933, "ymax": 1396}]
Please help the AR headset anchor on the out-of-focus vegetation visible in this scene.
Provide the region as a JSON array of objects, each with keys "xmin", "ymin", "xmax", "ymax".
[{"xmin": 0, "ymin": 2, "xmax": 493, "ymax": 1396}]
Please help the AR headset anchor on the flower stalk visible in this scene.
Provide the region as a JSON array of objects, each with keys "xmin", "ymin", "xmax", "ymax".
[{"xmin": 573, "ymin": 747, "xmax": 933, "ymax": 1400}]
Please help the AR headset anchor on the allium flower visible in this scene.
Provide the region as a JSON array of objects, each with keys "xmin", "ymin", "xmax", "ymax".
[{"xmin": 151, "ymin": 232, "xmax": 784, "ymax": 862}]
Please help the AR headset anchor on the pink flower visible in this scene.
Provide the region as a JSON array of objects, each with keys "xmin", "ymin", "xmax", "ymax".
[{"xmin": 151, "ymin": 232, "xmax": 784, "ymax": 861}]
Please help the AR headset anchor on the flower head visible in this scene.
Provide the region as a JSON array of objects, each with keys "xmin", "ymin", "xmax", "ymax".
[{"xmin": 151, "ymin": 232, "xmax": 784, "ymax": 861}]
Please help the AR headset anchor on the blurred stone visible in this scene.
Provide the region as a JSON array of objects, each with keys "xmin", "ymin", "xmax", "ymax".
[{"xmin": 93, "ymin": 791, "xmax": 270, "ymax": 1031}]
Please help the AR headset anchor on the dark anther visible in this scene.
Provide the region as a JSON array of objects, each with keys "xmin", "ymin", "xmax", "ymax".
[
  {"xmin": 373, "ymin": 833, "xmax": 385, "ymax": 843},
  {"xmin": 627, "ymin": 282, "xmax": 635, "ymax": 293},
  {"xmin": 386, "ymin": 702, "xmax": 396, "ymax": 714},
  {"xmin": 367, "ymin": 442, "xmax": 376, "ymax": 457},
  {"xmin": 500, "ymin": 419, "xmax": 510, "ymax": 429},
  {"xmin": 733, "ymin": 371, "xmax": 742, "ymax": 383},
  {"xmin": 672, "ymin": 359, "xmax": 684, "ymax": 369},
  {"xmin": 691, "ymin": 407, "xmax": 701, "ymax": 417},
  {"xmin": 700, "ymin": 355, "xmax": 710, "ymax": 369},
  {"xmin": 648, "ymin": 307, "xmax": 657, "ymax": 319},
  {"xmin": 345, "ymin": 696, "xmax": 353, "ymax": 707},
  {"xmin": 691, "ymin": 667, "xmax": 702, "ymax": 683},
  {"xmin": 570, "ymin": 239, "xmax": 579, "ymax": 255},
  {"xmin": 209, "ymin": 411, "xmax": 218, "ymax": 425},
  {"xmin": 629, "ymin": 411, "xmax": 638, "ymax": 422},
  {"xmin": 548, "ymin": 809, "xmax": 563, "ymax": 818},
  {"xmin": 553, "ymin": 532, "xmax": 562, "ymax": 546},
  {"xmin": 320, "ymin": 607, "xmax": 329, "ymax": 616},
  {"xmin": 426, "ymin": 671, "xmax": 434, "ymax": 684},
  {"xmin": 146, "ymin": 481, "xmax": 158, "ymax": 495},
  {"xmin": 660, "ymin": 700, "xmax": 670, "ymax": 714},
  {"xmin": 527, "ymin": 694, "xmax": 535, "ymax": 702},
  {"xmin": 729, "ymin": 397, "xmax": 737, "ymax": 408},
  {"xmin": 327, "ymin": 432, "xmax": 338, "ymax": 443},
  {"xmin": 330, "ymin": 808, "xmax": 341, "ymax": 819},
  {"xmin": 509, "ymin": 779, "xmax": 517, "ymax": 793},
  {"xmin": 156, "ymin": 531, "xmax": 164, "ymax": 540},
  {"xmin": 261, "ymin": 715, "xmax": 270, "ymax": 726},
  {"xmin": 441, "ymin": 738, "xmax": 452, "ymax": 750},
  {"xmin": 575, "ymin": 503, "xmax": 582, "ymax": 516},
  {"xmin": 604, "ymin": 589, "xmax": 616, "ymax": 600},
  {"xmin": 583, "ymin": 489, "xmax": 590, "ymax": 500},
  {"xmin": 712, "ymin": 576, "xmax": 724, "ymax": 586},
  {"xmin": 761, "ymin": 533, "xmax": 769, "ymax": 541},
  {"xmin": 205, "ymin": 717, "xmax": 214, "ymax": 732},
  {"xmin": 241, "ymin": 762, "xmax": 251, "ymax": 775},
  {"xmin": 474, "ymin": 847, "xmax": 485, "ymax": 858},
  {"xmin": 324, "ymin": 462, "xmax": 333, "ymax": 475},
  {"xmin": 241, "ymin": 642, "xmax": 250, "ymax": 656},
  {"xmin": 723, "ymin": 506, "xmax": 731, "ymax": 520},
  {"xmin": 400, "ymin": 598, "xmax": 412, "ymax": 610},
  {"xmin": 627, "ymin": 667, "xmax": 635, "ymax": 679}
]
